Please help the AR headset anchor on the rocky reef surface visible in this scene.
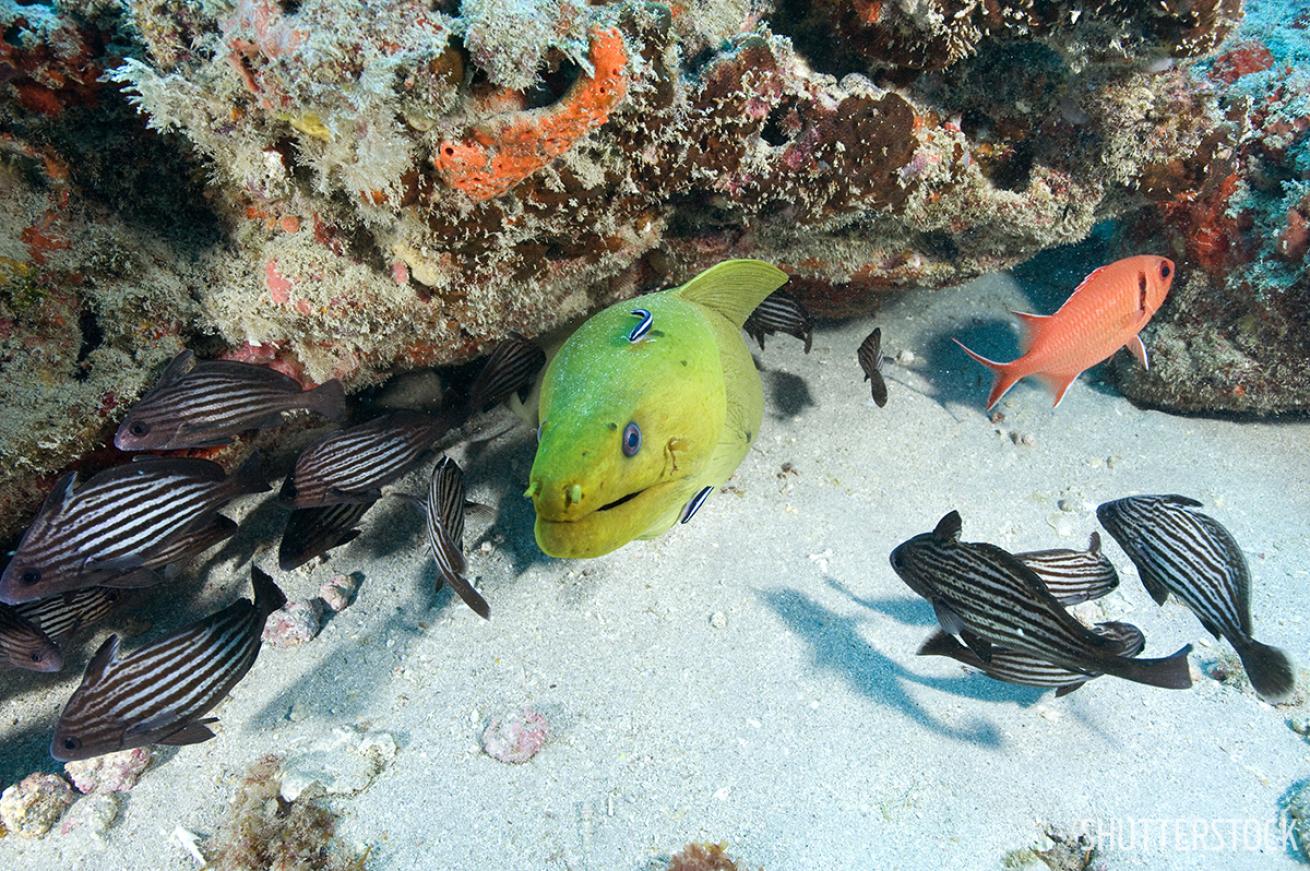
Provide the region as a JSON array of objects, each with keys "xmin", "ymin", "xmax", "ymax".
[
  {"xmin": 0, "ymin": 0, "xmax": 1295, "ymax": 538},
  {"xmin": 1109, "ymin": 0, "xmax": 1310, "ymax": 414}
]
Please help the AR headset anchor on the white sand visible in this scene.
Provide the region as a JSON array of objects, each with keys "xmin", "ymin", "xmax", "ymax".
[{"xmin": 1, "ymin": 268, "xmax": 1307, "ymax": 869}]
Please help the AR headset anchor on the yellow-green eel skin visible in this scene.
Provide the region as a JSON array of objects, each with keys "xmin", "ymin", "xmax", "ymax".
[{"xmin": 524, "ymin": 259, "xmax": 789, "ymax": 558}]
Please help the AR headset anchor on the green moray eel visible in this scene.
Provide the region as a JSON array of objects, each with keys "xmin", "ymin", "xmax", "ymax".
[{"xmin": 524, "ymin": 259, "xmax": 789, "ymax": 558}]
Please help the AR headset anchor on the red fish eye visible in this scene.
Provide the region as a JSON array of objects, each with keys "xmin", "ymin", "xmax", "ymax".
[
  {"xmin": 621, "ymin": 422, "xmax": 642, "ymax": 457},
  {"xmin": 1160, "ymin": 262, "xmax": 1171, "ymax": 279}
]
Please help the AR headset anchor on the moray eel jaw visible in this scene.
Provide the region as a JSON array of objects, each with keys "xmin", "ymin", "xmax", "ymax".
[{"xmin": 534, "ymin": 478, "xmax": 685, "ymax": 559}]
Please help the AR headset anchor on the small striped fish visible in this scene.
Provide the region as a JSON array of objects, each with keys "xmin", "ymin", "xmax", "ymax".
[
  {"xmin": 857, "ymin": 327, "xmax": 888, "ymax": 407},
  {"xmin": 0, "ymin": 605, "xmax": 63, "ymax": 672},
  {"xmin": 51, "ymin": 566, "xmax": 286, "ymax": 761},
  {"xmin": 467, "ymin": 333, "xmax": 546, "ymax": 414},
  {"xmin": 1015, "ymin": 532, "xmax": 1119, "ymax": 605},
  {"xmin": 278, "ymin": 500, "xmax": 375, "ymax": 571},
  {"xmin": 0, "ymin": 455, "xmax": 269, "ymax": 604},
  {"xmin": 919, "ymin": 621, "xmax": 1146, "ymax": 697},
  {"xmin": 889, "ymin": 511, "xmax": 1192, "ymax": 690},
  {"xmin": 422, "ymin": 456, "xmax": 489, "ymax": 619},
  {"xmin": 744, "ymin": 289, "xmax": 813, "ymax": 353},
  {"xmin": 1098, "ymin": 495, "xmax": 1295, "ymax": 702},
  {"xmin": 115, "ymin": 350, "xmax": 347, "ymax": 451},
  {"xmin": 280, "ymin": 411, "xmax": 450, "ymax": 509},
  {"xmin": 15, "ymin": 587, "xmax": 125, "ymax": 646}
]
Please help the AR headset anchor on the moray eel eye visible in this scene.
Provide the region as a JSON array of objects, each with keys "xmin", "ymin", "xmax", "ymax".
[{"xmin": 621, "ymin": 422, "xmax": 641, "ymax": 457}]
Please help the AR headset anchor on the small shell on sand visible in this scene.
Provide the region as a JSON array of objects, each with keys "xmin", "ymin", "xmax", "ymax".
[
  {"xmin": 319, "ymin": 574, "xmax": 361, "ymax": 612},
  {"xmin": 0, "ymin": 773, "xmax": 75, "ymax": 838},
  {"xmin": 262, "ymin": 599, "xmax": 324, "ymax": 648},
  {"xmin": 481, "ymin": 708, "xmax": 549, "ymax": 764},
  {"xmin": 65, "ymin": 747, "xmax": 154, "ymax": 794}
]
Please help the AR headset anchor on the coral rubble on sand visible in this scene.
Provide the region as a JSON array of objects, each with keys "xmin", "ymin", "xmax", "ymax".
[
  {"xmin": 1111, "ymin": 0, "xmax": 1310, "ymax": 414},
  {"xmin": 0, "ymin": 772, "xmax": 75, "ymax": 838}
]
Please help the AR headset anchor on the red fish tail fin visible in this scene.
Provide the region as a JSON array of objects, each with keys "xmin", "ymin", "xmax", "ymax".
[
  {"xmin": 1036, "ymin": 371, "xmax": 1081, "ymax": 408},
  {"xmin": 952, "ymin": 338, "xmax": 1023, "ymax": 409}
]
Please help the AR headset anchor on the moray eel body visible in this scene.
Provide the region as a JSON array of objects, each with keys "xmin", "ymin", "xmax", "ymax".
[{"xmin": 525, "ymin": 260, "xmax": 789, "ymax": 558}]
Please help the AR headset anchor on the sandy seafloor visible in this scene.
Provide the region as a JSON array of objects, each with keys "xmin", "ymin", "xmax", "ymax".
[{"xmin": 1, "ymin": 254, "xmax": 1308, "ymax": 870}]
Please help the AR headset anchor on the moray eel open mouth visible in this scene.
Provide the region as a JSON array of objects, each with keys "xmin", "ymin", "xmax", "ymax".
[{"xmin": 535, "ymin": 480, "xmax": 684, "ymax": 558}]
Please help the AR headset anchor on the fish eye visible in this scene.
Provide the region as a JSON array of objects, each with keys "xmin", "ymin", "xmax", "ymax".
[
  {"xmin": 1159, "ymin": 262, "xmax": 1171, "ymax": 279},
  {"xmin": 621, "ymin": 422, "xmax": 642, "ymax": 457},
  {"xmin": 128, "ymin": 420, "xmax": 150, "ymax": 437},
  {"xmin": 30, "ymin": 651, "xmax": 42, "ymax": 662},
  {"xmin": 63, "ymin": 736, "xmax": 80, "ymax": 750},
  {"xmin": 19, "ymin": 569, "xmax": 40, "ymax": 586}
]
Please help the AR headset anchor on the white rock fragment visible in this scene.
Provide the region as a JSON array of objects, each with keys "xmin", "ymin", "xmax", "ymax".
[
  {"xmin": 0, "ymin": 773, "xmax": 75, "ymax": 838},
  {"xmin": 895, "ymin": 349, "xmax": 916, "ymax": 366},
  {"xmin": 481, "ymin": 707, "xmax": 549, "ymax": 764},
  {"xmin": 318, "ymin": 573, "xmax": 360, "ymax": 613},
  {"xmin": 59, "ymin": 793, "xmax": 120, "ymax": 841},
  {"xmin": 279, "ymin": 726, "xmax": 399, "ymax": 802},
  {"xmin": 65, "ymin": 747, "xmax": 154, "ymax": 794},
  {"xmin": 262, "ymin": 598, "xmax": 324, "ymax": 648},
  {"xmin": 173, "ymin": 826, "xmax": 207, "ymax": 865},
  {"xmin": 709, "ymin": 611, "xmax": 728, "ymax": 629}
]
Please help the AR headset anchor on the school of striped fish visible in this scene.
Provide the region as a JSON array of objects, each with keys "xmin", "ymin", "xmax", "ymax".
[{"xmin": 0, "ymin": 254, "xmax": 1297, "ymax": 766}]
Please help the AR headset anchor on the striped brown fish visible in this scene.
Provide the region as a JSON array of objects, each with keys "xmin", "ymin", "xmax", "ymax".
[
  {"xmin": 0, "ymin": 456, "xmax": 268, "ymax": 604},
  {"xmin": 281, "ymin": 411, "xmax": 450, "ymax": 509},
  {"xmin": 15, "ymin": 587, "xmax": 125, "ymax": 647},
  {"xmin": 857, "ymin": 328, "xmax": 888, "ymax": 408},
  {"xmin": 422, "ymin": 456, "xmax": 489, "ymax": 619},
  {"xmin": 278, "ymin": 499, "xmax": 375, "ymax": 571},
  {"xmin": 51, "ymin": 566, "xmax": 286, "ymax": 761},
  {"xmin": 919, "ymin": 621, "xmax": 1146, "ymax": 697},
  {"xmin": 1097, "ymin": 494, "xmax": 1295, "ymax": 702},
  {"xmin": 744, "ymin": 289, "xmax": 813, "ymax": 353},
  {"xmin": 467, "ymin": 333, "xmax": 546, "ymax": 413},
  {"xmin": 1015, "ymin": 532, "xmax": 1119, "ymax": 605},
  {"xmin": 0, "ymin": 605, "xmax": 63, "ymax": 672},
  {"xmin": 889, "ymin": 511, "xmax": 1192, "ymax": 690},
  {"xmin": 115, "ymin": 350, "xmax": 347, "ymax": 451}
]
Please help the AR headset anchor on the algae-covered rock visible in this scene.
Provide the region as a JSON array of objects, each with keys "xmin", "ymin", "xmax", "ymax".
[{"xmin": 0, "ymin": 772, "xmax": 75, "ymax": 839}]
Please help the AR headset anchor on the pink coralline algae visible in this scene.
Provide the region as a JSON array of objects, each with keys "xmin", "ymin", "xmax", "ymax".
[
  {"xmin": 481, "ymin": 707, "xmax": 549, "ymax": 764},
  {"xmin": 64, "ymin": 747, "xmax": 155, "ymax": 794},
  {"xmin": 262, "ymin": 598, "xmax": 324, "ymax": 648}
]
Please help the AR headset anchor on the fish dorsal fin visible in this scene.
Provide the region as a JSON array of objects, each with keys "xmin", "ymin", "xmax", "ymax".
[
  {"xmin": 675, "ymin": 260, "xmax": 789, "ymax": 329},
  {"xmin": 933, "ymin": 511, "xmax": 962, "ymax": 543},
  {"xmin": 29, "ymin": 472, "xmax": 78, "ymax": 534},
  {"xmin": 158, "ymin": 349, "xmax": 197, "ymax": 386},
  {"xmin": 83, "ymin": 635, "xmax": 121, "ymax": 687},
  {"xmin": 1009, "ymin": 310, "xmax": 1053, "ymax": 354}
]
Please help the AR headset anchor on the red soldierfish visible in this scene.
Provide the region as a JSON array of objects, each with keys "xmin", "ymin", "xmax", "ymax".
[{"xmin": 954, "ymin": 255, "xmax": 1175, "ymax": 409}]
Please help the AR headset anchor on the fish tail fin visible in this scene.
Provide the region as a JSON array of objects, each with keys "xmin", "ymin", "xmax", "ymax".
[
  {"xmin": 1235, "ymin": 639, "xmax": 1296, "ymax": 702},
  {"xmin": 1036, "ymin": 371, "xmax": 1080, "ymax": 408},
  {"xmin": 305, "ymin": 379, "xmax": 348, "ymax": 422},
  {"xmin": 250, "ymin": 566, "xmax": 288, "ymax": 619},
  {"xmin": 229, "ymin": 451, "xmax": 272, "ymax": 495},
  {"xmin": 1106, "ymin": 643, "xmax": 1194, "ymax": 690},
  {"xmin": 952, "ymin": 338, "xmax": 1023, "ymax": 409}
]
